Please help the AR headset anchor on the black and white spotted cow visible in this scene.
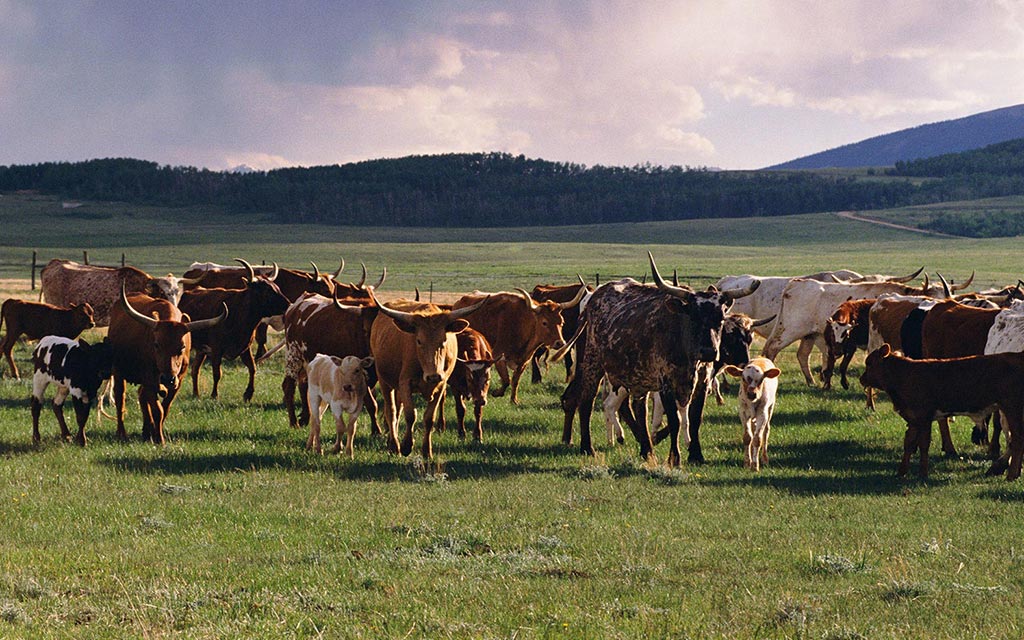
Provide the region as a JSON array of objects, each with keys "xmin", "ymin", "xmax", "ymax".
[{"xmin": 31, "ymin": 336, "xmax": 113, "ymax": 446}]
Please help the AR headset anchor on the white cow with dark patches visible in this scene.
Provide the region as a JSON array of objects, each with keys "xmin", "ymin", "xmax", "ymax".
[
  {"xmin": 306, "ymin": 354, "xmax": 375, "ymax": 457},
  {"xmin": 31, "ymin": 336, "xmax": 113, "ymax": 445}
]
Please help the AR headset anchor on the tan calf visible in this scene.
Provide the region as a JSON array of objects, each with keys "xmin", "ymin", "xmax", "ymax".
[
  {"xmin": 725, "ymin": 357, "xmax": 781, "ymax": 471},
  {"xmin": 305, "ymin": 354, "xmax": 375, "ymax": 457}
]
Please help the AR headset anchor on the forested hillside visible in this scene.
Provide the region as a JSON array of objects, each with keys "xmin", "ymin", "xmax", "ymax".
[{"xmin": 2, "ymin": 145, "xmax": 1024, "ymax": 229}]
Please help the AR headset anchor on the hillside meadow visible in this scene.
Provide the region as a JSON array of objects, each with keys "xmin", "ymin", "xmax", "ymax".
[{"xmin": 2, "ymin": 195, "xmax": 1024, "ymax": 638}]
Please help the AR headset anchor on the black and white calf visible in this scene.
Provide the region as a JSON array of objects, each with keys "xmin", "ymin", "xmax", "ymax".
[{"xmin": 31, "ymin": 336, "xmax": 113, "ymax": 446}]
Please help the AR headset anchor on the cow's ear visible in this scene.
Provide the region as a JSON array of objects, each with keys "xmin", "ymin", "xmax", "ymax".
[
  {"xmin": 879, "ymin": 343, "xmax": 892, "ymax": 358},
  {"xmin": 446, "ymin": 319, "xmax": 470, "ymax": 334},
  {"xmin": 392, "ymin": 318, "xmax": 417, "ymax": 334},
  {"xmin": 724, "ymin": 365, "xmax": 744, "ymax": 378},
  {"xmin": 764, "ymin": 367, "xmax": 781, "ymax": 379},
  {"xmin": 151, "ymin": 311, "xmax": 162, "ymax": 321},
  {"xmin": 181, "ymin": 313, "xmax": 192, "ymax": 323},
  {"xmin": 360, "ymin": 356, "xmax": 375, "ymax": 370},
  {"xmin": 665, "ymin": 298, "xmax": 687, "ymax": 314}
]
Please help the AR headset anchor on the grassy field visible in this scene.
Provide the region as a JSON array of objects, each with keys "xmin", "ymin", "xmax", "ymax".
[{"xmin": 2, "ymin": 195, "xmax": 1024, "ymax": 638}]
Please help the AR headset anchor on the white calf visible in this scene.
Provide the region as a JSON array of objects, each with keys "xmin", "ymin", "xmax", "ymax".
[
  {"xmin": 305, "ymin": 354, "xmax": 374, "ymax": 457},
  {"xmin": 724, "ymin": 357, "xmax": 781, "ymax": 471}
]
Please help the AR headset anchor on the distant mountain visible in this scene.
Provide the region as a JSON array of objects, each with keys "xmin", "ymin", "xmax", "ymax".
[
  {"xmin": 768, "ymin": 103, "xmax": 1024, "ymax": 169},
  {"xmin": 228, "ymin": 164, "xmax": 257, "ymax": 174}
]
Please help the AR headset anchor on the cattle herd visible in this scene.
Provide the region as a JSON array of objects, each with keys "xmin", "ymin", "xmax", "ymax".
[{"xmin": 5, "ymin": 254, "xmax": 1024, "ymax": 482}]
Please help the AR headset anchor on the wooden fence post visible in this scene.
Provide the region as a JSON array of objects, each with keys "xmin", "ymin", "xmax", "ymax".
[
  {"xmin": 429, "ymin": 281, "xmax": 433, "ymax": 303},
  {"xmin": 83, "ymin": 250, "xmax": 89, "ymax": 265},
  {"xmin": 31, "ymin": 250, "xmax": 37, "ymax": 290},
  {"xmin": 121, "ymin": 253, "xmax": 126, "ymax": 267}
]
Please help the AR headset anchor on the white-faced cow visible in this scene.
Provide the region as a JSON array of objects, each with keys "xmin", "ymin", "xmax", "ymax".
[
  {"xmin": 724, "ymin": 356, "xmax": 781, "ymax": 472},
  {"xmin": 565, "ymin": 253, "xmax": 759, "ymax": 466},
  {"xmin": 40, "ymin": 259, "xmax": 203, "ymax": 326},
  {"xmin": 108, "ymin": 286, "xmax": 226, "ymax": 444},
  {"xmin": 31, "ymin": 336, "xmax": 113, "ymax": 446},
  {"xmin": 370, "ymin": 293, "xmax": 488, "ymax": 458},
  {"xmin": 2, "ymin": 299, "xmax": 95, "ymax": 379}
]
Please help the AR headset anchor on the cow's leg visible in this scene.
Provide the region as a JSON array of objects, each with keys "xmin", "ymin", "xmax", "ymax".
[
  {"xmin": 602, "ymin": 385, "xmax": 627, "ymax": 445},
  {"xmin": 684, "ymin": 375, "xmax": 708, "ymax": 464},
  {"xmin": 1002, "ymin": 406, "xmax": 1024, "ymax": 481},
  {"xmin": 473, "ymin": 396, "xmax": 485, "ymax": 443},
  {"xmin": 576, "ymin": 371, "xmax": 601, "ymax": 457},
  {"xmin": 240, "ymin": 348, "xmax": 257, "ymax": 402},
  {"xmin": 838, "ymin": 347, "xmax": 855, "ymax": 390},
  {"xmin": 563, "ymin": 350, "xmax": 574, "ymax": 383},
  {"xmin": 51, "ymin": 386, "xmax": 73, "ymax": 441},
  {"xmin": 865, "ymin": 386, "xmax": 876, "ymax": 411},
  {"xmin": 796, "ymin": 337, "xmax": 816, "ymax": 386},
  {"xmin": 508, "ymin": 360, "xmax": 527, "ymax": 405},
  {"xmin": 399, "ymin": 385, "xmax": 417, "ymax": 457},
  {"xmin": 283, "ymin": 375, "xmax": 299, "ymax": 428},
  {"xmin": 253, "ymin": 322, "xmax": 269, "ymax": 361},
  {"xmin": 491, "ymin": 360, "xmax": 511, "ymax": 397},
  {"xmin": 744, "ymin": 419, "xmax": 755, "ymax": 469},
  {"xmin": 917, "ymin": 418, "xmax": 933, "ymax": 478},
  {"xmin": 72, "ymin": 397, "xmax": 90, "ymax": 446},
  {"xmin": 560, "ymin": 374, "xmax": 581, "ymax": 446},
  {"xmin": 114, "ymin": 375, "xmax": 129, "ymax": 441},
  {"xmin": 191, "ymin": 352, "xmax": 207, "ymax": 397},
  {"xmin": 937, "ymin": 417, "xmax": 957, "ymax": 457},
  {"xmin": 31, "ymin": 394, "xmax": 44, "ymax": 445},
  {"xmin": 1, "ymin": 332, "xmax": 19, "ymax": 379},
  {"xmin": 897, "ymin": 420, "xmax": 922, "ymax": 477},
  {"xmin": 435, "ymin": 391, "xmax": 447, "ymax": 433},
  {"xmin": 298, "ymin": 380, "xmax": 311, "ymax": 427},
  {"xmin": 989, "ymin": 411, "xmax": 1003, "ymax": 460},
  {"xmin": 971, "ymin": 416, "xmax": 989, "ymax": 447},
  {"xmin": 821, "ymin": 345, "xmax": 837, "ymax": 390},
  {"xmin": 530, "ymin": 347, "xmax": 545, "ymax": 384},
  {"xmin": 662, "ymin": 390, "xmax": 686, "ymax": 468},
  {"xmin": 379, "ymin": 383, "xmax": 400, "ymax": 454},
  {"xmin": 711, "ymin": 373, "xmax": 725, "ymax": 406},
  {"xmin": 454, "ymin": 392, "xmax": 468, "ymax": 439},
  {"xmin": 421, "ymin": 385, "xmax": 446, "ymax": 459},
  {"xmin": 139, "ymin": 387, "xmax": 155, "ymax": 443},
  {"xmin": 616, "ymin": 393, "xmax": 654, "ymax": 461},
  {"xmin": 363, "ymin": 385, "xmax": 381, "ymax": 435},
  {"xmin": 306, "ymin": 392, "xmax": 324, "ymax": 454},
  {"xmin": 153, "ymin": 382, "xmax": 180, "ymax": 446},
  {"xmin": 209, "ymin": 353, "xmax": 224, "ymax": 400},
  {"xmin": 342, "ymin": 409, "xmax": 359, "ymax": 459}
]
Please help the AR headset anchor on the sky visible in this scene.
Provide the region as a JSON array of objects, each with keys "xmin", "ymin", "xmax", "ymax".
[{"xmin": 2, "ymin": 0, "xmax": 1023, "ymax": 171}]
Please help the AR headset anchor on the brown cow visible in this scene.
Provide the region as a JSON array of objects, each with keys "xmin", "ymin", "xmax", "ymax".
[
  {"xmin": 109, "ymin": 286, "xmax": 226, "ymax": 444},
  {"xmin": 40, "ymin": 259, "xmax": 202, "ymax": 326},
  {"xmin": 178, "ymin": 260, "xmax": 291, "ymax": 401},
  {"xmin": 281, "ymin": 292, "xmax": 380, "ymax": 432},
  {"xmin": 860, "ymin": 345, "xmax": 1024, "ymax": 479},
  {"xmin": 449, "ymin": 328, "xmax": 497, "ymax": 442},
  {"xmin": 452, "ymin": 284, "xmax": 585, "ymax": 404},
  {"xmin": 370, "ymin": 293, "xmax": 488, "ymax": 458},
  {"xmin": 530, "ymin": 278, "xmax": 592, "ymax": 383},
  {"xmin": 1, "ymin": 299, "xmax": 95, "ymax": 379}
]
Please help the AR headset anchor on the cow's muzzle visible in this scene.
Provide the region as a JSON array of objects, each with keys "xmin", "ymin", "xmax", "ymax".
[
  {"xmin": 424, "ymin": 373, "xmax": 442, "ymax": 386},
  {"xmin": 158, "ymin": 375, "xmax": 178, "ymax": 398}
]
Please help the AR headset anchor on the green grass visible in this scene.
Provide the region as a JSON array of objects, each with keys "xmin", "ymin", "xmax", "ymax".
[{"xmin": 3, "ymin": 193, "xmax": 1024, "ymax": 637}]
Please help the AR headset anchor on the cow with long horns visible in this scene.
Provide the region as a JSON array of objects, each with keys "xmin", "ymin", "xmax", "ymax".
[
  {"xmin": 108, "ymin": 286, "xmax": 227, "ymax": 443},
  {"xmin": 451, "ymin": 278, "xmax": 586, "ymax": 405},
  {"xmin": 178, "ymin": 259, "xmax": 291, "ymax": 401},
  {"xmin": 370, "ymin": 291, "xmax": 488, "ymax": 458},
  {"xmin": 566, "ymin": 253, "xmax": 759, "ymax": 466}
]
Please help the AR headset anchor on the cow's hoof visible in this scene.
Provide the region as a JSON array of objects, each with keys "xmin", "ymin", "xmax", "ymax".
[
  {"xmin": 986, "ymin": 461, "xmax": 1008, "ymax": 476},
  {"xmin": 688, "ymin": 452, "xmax": 705, "ymax": 465},
  {"xmin": 616, "ymin": 436, "xmax": 625, "ymax": 445}
]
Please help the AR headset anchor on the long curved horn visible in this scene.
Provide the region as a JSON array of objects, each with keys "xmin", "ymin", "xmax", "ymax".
[
  {"xmin": 309, "ymin": 262, "xmax": 321, "ymax": 281},
  {"xmin": 357, "ymin": 263, "xmax": 367, "ymax": 287},
  {"xmin": 414, "ymin": 287, "xmax": 421, "ymax": 302},
  {"xmin": 184, "ymin": 302, "xmax": 229, "ymax": 332},
  {"xmin": 672, "ymin": 269, "xmax": 679, "ymax": 287},
  {"xmin": 447, "ymin": 295, "xmax": 489, "ymax": 321},
  {"xmin": 178, "ymin": 270, "xmax": 208, "ymax": 286},
  {"xmin": 919, "ymin": 273, "xmax": 930, "ymax": 293},
  {"xmin": 751, "ymin": 314, "xmax": 777, "ymax": 328},
  {"xmin": 234, "ymin": 258, "xmax": 255, "ymax": 284},
  {"xmin": 950, "ymin": 270, "xmax": 975, "ymax": 292},
  {"xmin": 120, "ymin": 284, "xmax": 157, "ymax": 329},
  {"xmin": 720, "ymin": 278, "xmax": 760, "ymax": 302},
  {"xmin": 827, "ymin": 273, "xmax": 843, "ymax": 283},
  {"xmin": 332, "ymin": 289, "xmax": 365, "ymax": 313},
  {"xmin": 549, "ymin": 320, "xmax": 587, "ymax": 363},
  {"xmin": 937, "ymin": 272, "xmax": 952, "ymax": 299},
  {"xmin": 374, "ymin": 266, "xmax": 386, "ymax": 289},
  {"xmin": 558, "ymin": 277, "xmax": 588, "ymax": 310},
  {"xmin": 648, "ymin": 252, "xmax": 692, "ymax": 300},
  {"xmin": 890, "ymin": 266, "xmax": 925, "ymax": 283},
  {"xmin": 514, "ymin": 288, "xmax": 540, "ymax": 310},
  {"xmin": 268, "ymin": 262, "xmax": 279, "ymax": 281},
  {"xmin": 332, "ymin": 258, "xmax": 345, "ymax": 279}
]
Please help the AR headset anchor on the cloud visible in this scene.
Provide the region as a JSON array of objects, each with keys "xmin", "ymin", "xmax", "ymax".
[{"xmin": 714, "ymin": 74, "xmax": 796, "ymax": 107}]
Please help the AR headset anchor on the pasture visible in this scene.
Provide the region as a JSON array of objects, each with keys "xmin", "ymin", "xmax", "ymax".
[{"xmin": 2, "ymin": 196, "xmax": 1024, "ymax": 638}]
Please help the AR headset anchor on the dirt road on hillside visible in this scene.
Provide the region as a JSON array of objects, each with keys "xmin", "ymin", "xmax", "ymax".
[{"xmin": 834, "ymin": 211, "xmax": 959, "ymax": 238}]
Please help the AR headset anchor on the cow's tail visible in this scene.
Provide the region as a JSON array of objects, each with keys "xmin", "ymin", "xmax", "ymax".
[
  {"xmin": 95, "ymin": 376, "xmax": 116, "ymax": 424},
  {"xmin": 256, "ymin": 338, "xmax": 287, "ymax": 365},
  {"xmin": 760, "ymin": 294, "xmax": 788, "ymax": 359}
]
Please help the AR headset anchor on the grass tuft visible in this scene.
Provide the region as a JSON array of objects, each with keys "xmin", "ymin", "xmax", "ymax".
[
  {"xmin": 880, "ymin": 578, "xmax": 933, "ymax": 602},
  {"xmin": 0, "ymin": 601, "xmax": 28, "ymax": 625},
  {"xmin": 811, "ymin": 553, "xmax": 871, "ymax": 576}
]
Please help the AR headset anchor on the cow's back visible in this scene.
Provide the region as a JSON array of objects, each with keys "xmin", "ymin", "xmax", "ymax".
[{"xmin": 921, "ymin": 301, "xmax": 1000, "ymax": 358}]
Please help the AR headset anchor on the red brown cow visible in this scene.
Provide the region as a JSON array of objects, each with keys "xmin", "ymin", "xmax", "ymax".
[
  {"xmin": 822, "ymin": 298, "xmax": 875, "ymax": 392},
  {"xmin": 40, "ymin": 259, "xmax": 203, "ymax": 326},
  {"xmin": 281, "ymin": 292, "xmax": 380, "ymax": 432},
  {"xmin": 108, "ymin": 286, "xmax": 226, "ymax": 444},
  {"xmin": 452, "ymin": 284, "xmax": 585, "ymax": 405},
  {"xmin": 1, "ymin": 299, "xmax": 95, "ymax": 378},
  {"xmin": 860, "ymin": 345, "xmax": 1024, "ymax": 479},
  {"xmin": 370, "ymin": 293, "xmax": 488, "ymax": 458},
  {"xmin": 530, "ymin": 278, "xmax": 592, "ymax": 383},
  {"xmin": 449, "ymin": 328, "xmax": 497, "ymax": 442},
  {"xmin": 178, "ymin": 260, "xmax": 291, "ymax": 401}
]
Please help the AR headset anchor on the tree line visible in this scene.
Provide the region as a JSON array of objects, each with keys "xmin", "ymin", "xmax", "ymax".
[{"xmin": 1, "ymin": 145, "xmax": 1023, "ymax": 229}]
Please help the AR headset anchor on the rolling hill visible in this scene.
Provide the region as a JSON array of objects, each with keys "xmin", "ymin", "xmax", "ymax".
[{"xmin": 768, "ymin": 103, "xmax": 1024, "ymax": 169}]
